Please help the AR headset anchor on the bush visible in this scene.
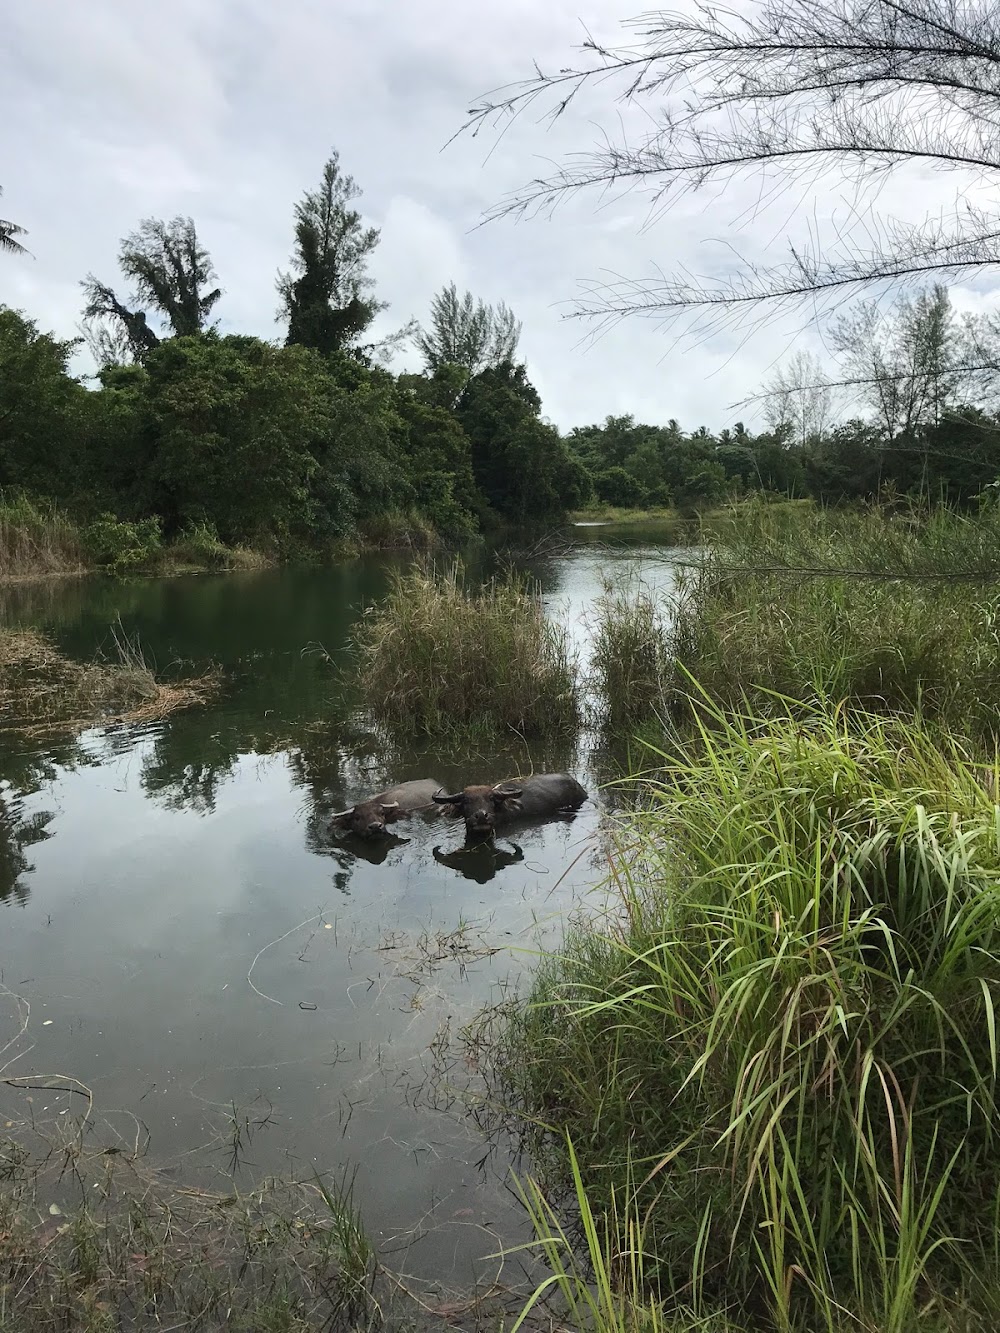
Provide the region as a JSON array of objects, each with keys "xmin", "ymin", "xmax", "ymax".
[
  {"xmin": 493, "ymin": 701, "xmax": 1000, "ymax": 1330},
  {"xmin": 82, "ymin": 513, "xmax": 162, "ymax": 571},
  {"xmin": 349, "ymin": 560, "xmax": 580, "ymax": 739}
]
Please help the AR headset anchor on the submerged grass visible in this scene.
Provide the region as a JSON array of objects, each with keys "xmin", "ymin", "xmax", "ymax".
[
  {"xmin": 0, "ymin": 1136, "xmax": 380, "ymax": 1332},
  {"xmin": 0, "ymin": 626, "xmax": 218, "ymax": 736},
  {"xmin": 491, "ymin": 698, "xmax": 1000, "ymax": 1332},
  {"xmin": 349, "ymin": 560, "xmax": 580, "ymax": 740}
]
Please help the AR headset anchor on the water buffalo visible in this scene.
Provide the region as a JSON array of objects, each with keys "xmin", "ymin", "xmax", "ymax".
[
  {"xmin": 331, "ymin": 778, "xmax": 443, "ymax": 839},
  {"xmin": 432, "ymin": 772, "xmax": 587, "ymax": 839}
]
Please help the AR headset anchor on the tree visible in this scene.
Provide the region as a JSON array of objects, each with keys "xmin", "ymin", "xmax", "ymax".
[
  {"xmin": 415, "ymin": 282, "xmax": 521, "ymax": 377},
  {"xmin": 141, "ymin": 335, "xmax": 326, "ymax": 543},
  {"xmin": 82, "ymin": 216, "xmax": 220, "ymax": 360},
  {"xmin": 0, "ymin": 187, "xmax": 27, "ymax": 256},
  {"xmin": 457, "ymin": 361, "xmax": 586, "ymax": 522},
  {"xmin": 278, "ymin": 152, "xmax": 385, "ymax": 358},
  {"xmin": 830, "ymin": 286, "xmax": 960, "ymax": 438},
  {"xmin": 466, "ymin": 0, "xmax": 1000, "ymax": 352},
  {"xmin": 763, "ymin": 351, "xmax": 837, "ymax": 449},
  {"xmin": 0, "ymin": 308, "xmax": 85, "ymax": 495}
]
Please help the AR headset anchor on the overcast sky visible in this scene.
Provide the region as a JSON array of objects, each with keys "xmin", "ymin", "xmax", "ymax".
[{"xmin": 4, "ymin": 0, "xmax": 998, "ymax": 432}]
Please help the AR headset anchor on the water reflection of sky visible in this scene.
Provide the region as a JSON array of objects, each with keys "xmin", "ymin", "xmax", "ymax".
[{"xmin": 0, "ymin": 533, "xmax": 684, "ymax": 1287}]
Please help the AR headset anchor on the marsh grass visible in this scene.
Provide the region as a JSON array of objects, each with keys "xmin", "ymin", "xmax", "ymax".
[
  {"xmin": 491, "ymin": 699, "xmax": 1000, "ymax": 1331},
  {"xmin": 349, "ymin": 560, "xmax": 580, "ymax": 740},
  {"xmin": 0, "ymin": 626, "xmax": 218, "ymax": 736},
  {"xmin": 591, "ymin": 574, "xmax": 671, "ymax": 737},
  {"xmin": 665, "ymin": 501, "xmax": 1000, "ymax": 736},
  {"xmin": 0, "ymin": 494, "xmax": 84, "ymax": 578}
]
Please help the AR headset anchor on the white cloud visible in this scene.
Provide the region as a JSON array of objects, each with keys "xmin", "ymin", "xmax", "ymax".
[{"xmin": 3, "ymin": 0, "xmax": 999, "ymax": 431}]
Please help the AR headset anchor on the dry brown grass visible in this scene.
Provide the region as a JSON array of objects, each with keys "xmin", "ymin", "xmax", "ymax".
[
  {"xmin": 0, "ymin": 497, "xmax": 84, "ymax": 579},
  {"xmin": 0, "ymin": 627, "xmax": 218, "ymax": 737}
]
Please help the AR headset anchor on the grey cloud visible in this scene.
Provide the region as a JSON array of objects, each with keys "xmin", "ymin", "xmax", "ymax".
[{"xmin": 3, "ymin": 0, "xmax": 994, "ymax": 430}]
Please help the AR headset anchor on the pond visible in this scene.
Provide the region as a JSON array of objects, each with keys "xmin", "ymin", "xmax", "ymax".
[{"xmin": 0, "ymin": 526, "xmax": 687, "ymax": 1294}]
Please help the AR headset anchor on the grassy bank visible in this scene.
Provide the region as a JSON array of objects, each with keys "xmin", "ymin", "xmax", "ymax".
[
  {"xmin": 583, "ymin": 501, "xmax": 1000, "ymax": 742},
  {"xmin": 349, "ymin": 560, "xmax": 580, "ymax": 740},
  {"xmin": 0, "ymin": 627, "xmax": 217, "ymax": 736},
  {"xmin": 489, "ymin": 699, "xmax": 1000, "ymax": 1331}
]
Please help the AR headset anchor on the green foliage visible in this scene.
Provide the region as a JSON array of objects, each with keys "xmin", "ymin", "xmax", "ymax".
[
  {"xmin": 458, "ymin": 361, "xmax": 585, "ymax": 523},
  {"xmin": 0, "ymin": 309, "xmax": 85, "ymax": 495},
  {"xmin": 416, "ymin": 281, "xmax": 521, "ymax": 375},
  {"xmin": 142, "ymin": 335, "xmax": 326, "ymax": 545},
  {"xmin": 495, "ymin": 700, "xmax": 1000, "ymax": 1330},
  {"xmin": 82, "ymin": 513, "xmax": 162, "ymax": 570},
  {"xmin": 349, "ymin": 560, "xmax": 580, "ymax": 739},
  {"xmin": 278, "ymin": 151, "xmax": 383, "ymax": 357}
]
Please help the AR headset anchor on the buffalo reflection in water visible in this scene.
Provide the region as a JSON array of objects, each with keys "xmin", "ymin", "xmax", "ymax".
[{"xmin": 432, "ymin": 841, "xmax": 525, "ymax": 884}]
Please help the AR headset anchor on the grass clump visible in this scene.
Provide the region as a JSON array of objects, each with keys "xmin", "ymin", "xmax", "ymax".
[
  {"xmin": 0, "ymin": 626, "xmax": 216, "ymax": 736},
  {"xmin": 666, "ymin": 501, "xmax": 1000, "ymax": 736},
  {"xmin": 591, "ymin": 573, "xmax": 671, "ymax": 738},
  {"xmin": 350, "ymin": 560, "xmax": 580, "ymax": 739},
  {"xmin": 492, "ymin": 699, "xmax": 1000, "ymax": 1331}
]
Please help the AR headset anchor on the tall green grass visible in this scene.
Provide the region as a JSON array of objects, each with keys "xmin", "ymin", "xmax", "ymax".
[
  {"xmin": 661, "ymin": 501, "xmax": 1000, "ymax": 736},
  {"xmin": 493, "ymin": 699, "xmax": 1000, "ymax": 1331},
  {"xmin": 0, "ymin": 493, "xmax": 83, "ymax": 576},
  {"xmin": 349, "ymin": 560, "xmax": 580, "ymax": 739},
  {"xmin": 591, "ymin": 573, "xmax": 671, "ymax": 736}
]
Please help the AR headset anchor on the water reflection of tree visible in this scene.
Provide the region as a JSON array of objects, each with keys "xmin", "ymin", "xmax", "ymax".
[{"xmin": 0, "ymin": 793, "xmax": 54, "ymax": 904}]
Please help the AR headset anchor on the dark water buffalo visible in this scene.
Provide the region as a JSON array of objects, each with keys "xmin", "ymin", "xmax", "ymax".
[
  {"xmin": 432, "ymin": 772, "xmax": 587, "ymax": 838},
  {"xmin": 331, "ymin": 778, "xmax": 443, "ymax": 839}
]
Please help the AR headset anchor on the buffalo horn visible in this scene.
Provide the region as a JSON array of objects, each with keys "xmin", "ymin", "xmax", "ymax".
[
  {"xmin": 329, "ymin": 806, "xmax": 355, "ymax": 820},
  {"xmin": 492, "ymin": 784, "xmax": 523, "ymax": 798},
  {"xmin": 379, "ymin": 801, "xmax": 400, "ymax": 811},
  {"xmin": 432, "ymin": 790, "xmax": 464, "ymax": 804}
]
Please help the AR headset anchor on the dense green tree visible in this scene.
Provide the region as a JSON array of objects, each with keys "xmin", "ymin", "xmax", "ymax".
[
  {"xmin": 82, "ymin": 217, "xmax": 220, "ymax": 363},
  {"xmin": 278, "ymin": 152, "xmax": 385, "ymax": 358},
  {"xmin": 594, "ymin": 465, "xmax": 646, "ymax": 507},
  {"xmin": 0, "ymin": 308, "xmax": 84, "ymax": 494},
  {"xmin": 416, "ymin": 283, "xmax": 521, "ymax": 378},
  {"xmin": 140, "ymin": 335, "xmax": 327, "ymax": 543},
  {"xmin": 457, "ymin": 361, "xmax": 586, "ymax": 523}
]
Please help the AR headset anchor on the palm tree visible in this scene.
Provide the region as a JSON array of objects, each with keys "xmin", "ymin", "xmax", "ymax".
[{"xmin": 0, "ymin": 187, "xmax": 27, "ymax": 256}]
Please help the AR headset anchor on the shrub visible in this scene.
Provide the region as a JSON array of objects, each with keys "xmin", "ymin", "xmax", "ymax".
[
  {"xmin": 493, "ymin": 700, "xmax": 1000, "ymax": 1329},
  {"xmin": 82, "ymin": 513, "xmax": 162, "ymax": 571},
  {"xmin": 349, "ymin": 560, "xmax": 580, "ymax": 739}
]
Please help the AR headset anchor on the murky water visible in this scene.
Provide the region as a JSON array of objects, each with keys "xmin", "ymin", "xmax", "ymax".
[{"xmin": 0, "ymin": 526, "xmax": 686, "ymax": 1290}]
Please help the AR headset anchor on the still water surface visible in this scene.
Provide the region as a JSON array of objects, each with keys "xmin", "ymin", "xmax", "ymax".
[{"xmin": 0, "ymin": 528, "xmax": 684, "ymax": 1289}]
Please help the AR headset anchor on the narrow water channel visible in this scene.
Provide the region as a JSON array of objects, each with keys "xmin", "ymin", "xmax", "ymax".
[{"xmin": 0, "ymin": 527, "xmax": 685, "ymax": 1289}]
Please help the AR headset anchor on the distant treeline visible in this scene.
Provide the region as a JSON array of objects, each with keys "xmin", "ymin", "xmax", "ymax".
[{"xmin": 2, "ymin": 151, "xmax": 998, "ymax": 558}]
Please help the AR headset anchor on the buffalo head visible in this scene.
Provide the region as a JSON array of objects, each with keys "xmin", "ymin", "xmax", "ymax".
[
  {"xmin": 330, "ymin": 797, "xmax": 402, "ymax": 839},
  {"xmin": 432, "ymin": 783, "xmax": 523, "ymax": 837}
]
